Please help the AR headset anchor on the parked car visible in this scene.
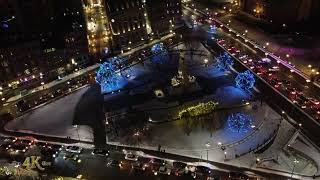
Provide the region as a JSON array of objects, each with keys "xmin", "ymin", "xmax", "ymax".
[
  {"xmin": 107, "ymin": 160, "xmax": 123, "ymax": 168},
  {"xmin": 228, "ymin": 171, "xmax": 249, "ymax": 180},
  {"xmin": 154, "ymin": 165, "xmax": 171, "ymax": 176},
  {"xmin": 125, "ymin": 153, "xmax": 138, "ymax": 161},
  {"xmin": 65, "ymin": 146, "xmax": 82, "ymax": 154},
  {"xmin": 63, "ymin": 153, "xmax": 81, "ymax": 163},
  {"xmin": 196, "ymin": 165, "xmax": 213, "ymax": 176},
  {"xmin": 131, "ymin": 162, "xmax": 147, "ymax": 171},
  {"xmin": 92, "ymin": 148, "xmax": 109, "ymax": 157}
]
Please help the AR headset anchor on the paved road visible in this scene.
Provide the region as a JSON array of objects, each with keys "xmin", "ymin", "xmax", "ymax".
[{"xmin": 182, "ymin": 4, "xmax": 320, "ymax": 145}]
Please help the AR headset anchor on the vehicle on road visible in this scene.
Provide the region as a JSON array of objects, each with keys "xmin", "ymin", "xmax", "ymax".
[
  {"xmin": 131, "ymin": 162, "xmax": 147, "ymax": 171},
  {"xmin": 37, "ymin": 142, "xmax": 51, "ymax": 149},
  {"xmin": 196, "ymin": 165, "xmax": 213, "ymax": 176},
  {"xmin": 154, "ymin": 165, "xmax": 171, "ymax": 176},
  {"xmin": 65, "ymin": 146, "xmax": 82, "ymax": 154},
  {"xmin": 63, "ymin": 153, "xmax": 81, "ymax": 163},
  {"xmin": 228, "ymin": 171, "xmax": 249, "ymax": 180},
  {"xmin": 107, "ymin": 160, "xmax": 123, "ymax": 168},
  {"xmin": 172, "ymin": 161, "xmax": 187, "ymax": 176},
  {"xmin": 125, "ymin": 153, "xmax": 138, "ymax": 161},
  {"xmin": 7, "ymin": 144, "xmax": 29, "ymax": 153},
  {"xmin": 51, "ymin": 144, "xmax": 63, "ymax": 152},
  {"xmin": 92, "ymin": 148, "xmax": 110, "ymax": 157},
  {"xmin": 0, "ymin": 143, "xmax": 11, "ymax": 151},
  {"xmin": 4, "ymin": 137, "xmax": 17, "ymax": 143}
]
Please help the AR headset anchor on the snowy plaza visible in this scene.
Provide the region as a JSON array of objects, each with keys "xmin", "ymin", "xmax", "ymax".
[{"xmin": 4, "ymin": 41, "xmax": 320, "ymax": 177}]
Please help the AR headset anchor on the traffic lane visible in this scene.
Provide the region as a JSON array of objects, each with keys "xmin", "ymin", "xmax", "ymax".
[
  {"xmin": 214, "ymin": 23, "xmax": 319, "ymax": 98},
  {"xmin": 184, "ymin": 6, "xmax": 319, "ymax": 99},
  {"xmin": 228, "ymin": 37, "xmax": 310, "ymax": 95},
  {"xmin": 217, "ymin": 32, "xmax": 320, "ymax": 114},
  {"xmin": 0, "ymin": 136, "xmax": 290, "ymax": 179},
  {"xmin": 71, "ymin": 153, "xmax": 200, "ymax": 180},
  {"xmin": 207, "ymin": 24, "xmax": 320, "ymax": 117},
  {"xmin": 62, "ymin": 147, "xmax": 231, "ymax": 180}
]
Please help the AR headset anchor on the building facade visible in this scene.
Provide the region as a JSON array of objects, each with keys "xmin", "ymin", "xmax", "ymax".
[
  {"xmin": 105, "ymin": 0, "xmax": 182, "ymax": 53},
  {"xmin": 240, "ymin": 0, "xmax": 320, "ymax": 25},
  {"xmin": 0, "ymin": 0, "xmax": 89, "ymax": 93},
  {"xmin": 105, "ymin": 0, "xmax": 149, "ymax": 52},
  {"xmin": 145, "ymin": 0, "xmax": 182, "ymax": 37}
]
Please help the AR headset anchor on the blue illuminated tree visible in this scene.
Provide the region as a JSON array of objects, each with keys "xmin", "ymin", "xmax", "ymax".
[
  {"xmin": 227, "ymin": 113, "xmax": 252, "ymax": 133},
  {"xmin": 110, "ymin": 56, "xmax": 127, "ymax": 69},
  {"xmin": 150, "ymin": 43, "xmax": 168, "ymax": 64},
  {"xmin": 235, "ymin": 70, "xmax": 255, "ymax": 91},
  {"xmin": 96, "ymin": 61, "xmax": 122, "ymax": 93},
  {"xmin": 216, "ymin": 52, "xmax": 234, "ymax": 71}
]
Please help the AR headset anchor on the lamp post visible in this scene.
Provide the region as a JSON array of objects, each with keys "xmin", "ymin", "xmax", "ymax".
[
  {"xmin": 291, "ymin": 159, "xmax": 299, "ymax": 178},
  {"xmin": 205, "ymin": 142, "xmax": 211, "ymax": 161}
]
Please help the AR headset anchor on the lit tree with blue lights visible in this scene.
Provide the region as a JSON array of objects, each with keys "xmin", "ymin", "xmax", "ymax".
[
  {"xmin": 215, "ymin": 52, "xmax": 234, "ymax": 71},
  {"xmin": 227, "ymin": 113, "xmax": 252, "ymax": 133},
  {"xmin": 96, "ymin": 60, "xmax": 122, "ymax": 93},
  {"xmin": 150, "ymin": 43, "xmax": 168, "ymax": 64},
  {"xmin": 110, "ymin": 56, "xmax": 127, "ymax": 69},
  {"xmin": 235, "ymin": 70, "xmax": 255, "ymax": 91}
]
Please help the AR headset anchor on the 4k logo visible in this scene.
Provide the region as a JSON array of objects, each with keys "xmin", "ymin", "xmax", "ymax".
[{"xmin": 22, "ymin": 156, "xmax": 51, "ymax": 171}]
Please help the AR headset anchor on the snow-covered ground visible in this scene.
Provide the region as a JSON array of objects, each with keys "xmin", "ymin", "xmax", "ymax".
[{"xmin": 5, "ymin": 87, "xmax": 93, "ymax": 142}]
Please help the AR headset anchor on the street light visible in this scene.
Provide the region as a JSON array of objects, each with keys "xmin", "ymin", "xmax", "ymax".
[
  {"xmin": 205, "ymin": 142, "xmax": 211, "ymax": 161},
  {"xmin": 204, "ymin": 58, "xmax": 208, "ymax": 66},
  {"xmin": 291, "ymin": 159, "xmax": 299, "ymax": 178}
]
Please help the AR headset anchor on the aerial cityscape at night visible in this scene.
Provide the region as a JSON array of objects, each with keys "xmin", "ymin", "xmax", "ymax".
[{"xmin": 1, "ymin": 0, "xmax": 320, "ymax": 179}]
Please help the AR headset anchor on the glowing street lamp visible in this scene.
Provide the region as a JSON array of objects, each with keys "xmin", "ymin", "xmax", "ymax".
[{"xmin": 205, "ymin": 142, "xmax": 211, "ymax": 161}]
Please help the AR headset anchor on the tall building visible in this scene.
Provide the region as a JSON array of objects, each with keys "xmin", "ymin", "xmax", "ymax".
[
  {"xmin": 239, "ymin": 0, "xmax": 320, "ymax": 25},
  {"xmin": 105, "ymin": 0, "xmax": 182, "ymax": 53},
  {"xmin": 0, "ymin": 0, "xmax": 89, "ymax": 91},
  {"xmin": 145, "ymin": 0, "xmax": 182, "ymax": 37},
  {"xmin": 105, "ymin": 0, "xmax": 149, "ymax": 53}
]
